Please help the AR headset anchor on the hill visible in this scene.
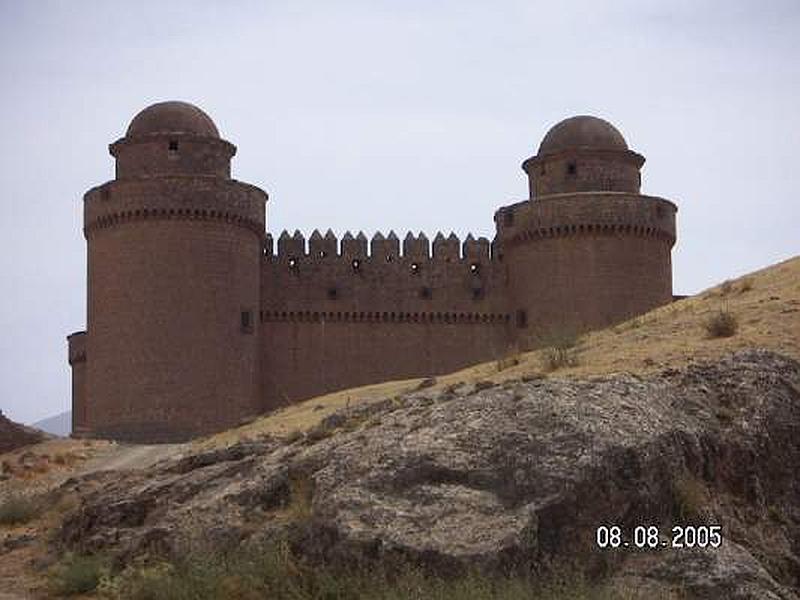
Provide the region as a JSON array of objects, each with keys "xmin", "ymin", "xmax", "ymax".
[
  {"xmin": 32, "ymin": 411, "xmax": 71, "ymax": 437},
  {"xmin": 1, "ymin": 256, "xmax": 798, "ymax": 599},
  {"xmin": 0, "ymin": 411, "xmax": 46, "ymax": 454}
]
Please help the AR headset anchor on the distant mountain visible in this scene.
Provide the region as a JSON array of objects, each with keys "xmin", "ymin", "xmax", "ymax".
[{"xmin": 33, "ymin": 411, "xmax": 71, "ymax": 437}]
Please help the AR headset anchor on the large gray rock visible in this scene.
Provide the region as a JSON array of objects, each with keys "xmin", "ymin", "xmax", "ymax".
[{"xmin": 57, "ymin": 350, "xmax": 800, "ymax": 598}]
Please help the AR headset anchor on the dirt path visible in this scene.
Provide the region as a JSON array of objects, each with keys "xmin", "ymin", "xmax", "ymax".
[{"xmin": 76, "ymin": 443, "xmax": 186, "ymax": 474}]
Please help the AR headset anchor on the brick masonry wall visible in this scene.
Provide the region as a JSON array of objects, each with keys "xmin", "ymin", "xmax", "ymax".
[
  {"xmin": 110, "ymin": 134, "xmax": 236, "ymax": 179},
  {"xmin": 496, "ymin": 192, "xmax": 676, "ymax": 343},
  {"xmin": 258, "ymin": 230, "xmax": 512, "ymax": 408},
  {"xmin": 261, "ymin": 316, "xmax": 513, "ymax": 409},
  {"xmin": 86, "ymin": 215, "xmax": 263, "ymax": 442},
  {"xmin": 523, "ymin": 149, "xmax": 643, "ymax": 198},
  {"xmin": 67, "ymin": 332, "xmax": 87, "ymax": 434}
]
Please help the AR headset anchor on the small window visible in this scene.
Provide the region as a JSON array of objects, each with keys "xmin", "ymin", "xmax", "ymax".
[
  {"xmin": 288, "ymin": 257, "xmax": 298, "ymax": 271},
  {"xmin": 318, "ymin": 250, "xmax": 327, "ymax": 258},
  {"xmin": 470, "ymin": 263, "xmax": 480, "ymax": 275},
  {"xmin": 241, "ymin": 310, "xmax": 253, "ymax": 333},
  {"xmin": 566, "ymin": 162, "xmax": 577, "ymax": 176},
  {"xmin": 327, "ymin": 287, "xmax": 338, "ymax": 300},
  {"xmin": 420, "ymin": 286, "xmax": 432, "ymax": 299},
  {"xmin": 516, "ymin": 309, "xmax": 528, "ymax": 329},
  {"xmin": 168, "ymin": 140, "xmax": 179, "ymax": 152},
  {"xmin": 351, "ymin": 258, "xmax": 361, "ymax": 272},
  {"xmin": 410, "ymin": 262, "xmax": 420, "ymax": 275},
  {"xmin": 472, "ymin": 287, "xmax": 484, "ymax": 300},
  {"xmin": 386, "ymin": 255, "xmax": 394, "ymax": 263}
]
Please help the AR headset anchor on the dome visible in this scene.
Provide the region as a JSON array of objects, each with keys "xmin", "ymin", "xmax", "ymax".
[
  {"xmin": 126, "ymin": 101, "xmax": 220, "ymax": 138},
  {"xmin": 538, "ymin": 115, "xmax": 627, "ymax": 155}
]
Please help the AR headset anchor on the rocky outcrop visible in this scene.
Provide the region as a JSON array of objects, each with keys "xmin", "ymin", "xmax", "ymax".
[
  {"xmin": 0, "ymin": 411, "xmax": 45, "ymax": 454},
  {"xmin": 57, "ymin": 350, "xmax": 800, "ymax": 598}
]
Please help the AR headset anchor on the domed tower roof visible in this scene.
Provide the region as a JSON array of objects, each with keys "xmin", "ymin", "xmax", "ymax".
[
  {"xmin": 522, "ymin": 115, "xmax": 643, "ymax": 198},
  {"xmin": 126, "ymin": 101, "xmax": 220, "ymax": 138},
  {"xmin": 538, "ymin": 115, "xmax": 627, "ymax": 155}
]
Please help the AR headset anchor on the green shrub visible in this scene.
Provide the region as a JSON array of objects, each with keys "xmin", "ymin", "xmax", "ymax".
[
  {"xmin": 48, "ymin": 553, "xmax": 108, "ymax": 596},
  {"xmin": 704, "ymin": 310, "xmax": 738, "ymax": 338},
  {"xmin": 0, "ymin": 495, "xmax": 42, "ymax": 526}
]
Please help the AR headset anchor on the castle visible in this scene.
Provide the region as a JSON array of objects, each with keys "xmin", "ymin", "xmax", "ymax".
[{"xmin": 67, "ymin": 101, "xmax": 677, "ymax": 442}]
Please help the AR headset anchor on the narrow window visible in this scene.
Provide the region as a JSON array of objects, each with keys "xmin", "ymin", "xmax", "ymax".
[
  {"xmin": 410, "ymin": 262, "xmax": 420, "ymax": 275},
  {"xmin": 168, "ymin": 140, "xmax": 179, "ymax": 152},
  {"xmin": 470, "ymin": 263, "xmax": 480, "ymax": 275},
  {"xmin": 288, "ymin": 257, "xmax": 299, "ymax": 272},
  {"xmin": 566, "ymin": 162, "xmax": 577, "ymax": 176},
  {"xmin": 327, "ymin": 286, "xmax": 338, "ymax": 300},
  {"xmin": 241, "ymin": 310, "xmax": 253, "ymax": 333},
  {"xmin": 516, "ymin": 309, "xmax": 528, "ymax": 328},
  {"xmin": 472, "ymin": 288, "xmax": 484, "ymax": 300},
  {"xmin": 351, "ymin": 258, "xmax": 361, "ymax": 272},
  {"xmin": 420, "ymin": 286, "xmax": 432, "ymax": 299}
]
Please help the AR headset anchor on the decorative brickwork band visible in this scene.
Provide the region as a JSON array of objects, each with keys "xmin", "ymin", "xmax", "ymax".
[{"xmin": 261, "ymin": 310, "xmax": 510, "ymax": 323}]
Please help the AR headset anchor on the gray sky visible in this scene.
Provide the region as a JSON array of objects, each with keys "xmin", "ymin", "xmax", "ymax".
[{"xmin": 1, "ymin": 0, "xmax": 798, "ymax": 425}]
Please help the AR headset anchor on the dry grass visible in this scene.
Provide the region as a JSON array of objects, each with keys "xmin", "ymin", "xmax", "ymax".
[
  {"xmin": 704, "ymin": 310, "xmax": 738, "ymax": 338},
  {"xmin": 196, "ymin": 378, "xmax": 423, "ymax": 450}
]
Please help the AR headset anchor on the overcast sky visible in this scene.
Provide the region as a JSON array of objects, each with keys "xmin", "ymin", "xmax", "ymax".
[{"xmin": 1, "ymin": 0, "xmax": 798, "ymax": 425}]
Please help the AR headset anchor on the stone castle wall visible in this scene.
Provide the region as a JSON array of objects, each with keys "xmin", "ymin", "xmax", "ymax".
[
  {"xmin": 259, "ymin": 230, "xmax": 512, "ymax": 408},
  {"xmin": 496, "ymin": 193, "xmax": 676, "ymax": 340},
  {"xmin": 67, "ymin": 106, "xmax": 678, "ymax": 443},
  {"xmin": 82, "ymin": 177, "xmax": 267, "ymax": 442}
]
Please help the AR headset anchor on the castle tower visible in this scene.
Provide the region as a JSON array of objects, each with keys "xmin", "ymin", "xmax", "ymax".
[
  {"xmin": 71, "ymin": 101, "xmax": 267, "ymax": 442},
  {"xmin": 495, "ymin": 115, "xmax": 676, "ymax": 344}
]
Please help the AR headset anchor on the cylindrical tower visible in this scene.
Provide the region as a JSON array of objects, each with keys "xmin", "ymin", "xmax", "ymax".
[
  {"xmin": 496, "ymin": 115, "xmax": 676, "ymax": 346},
  {"xmin": 81, "ymin": 101, "xmax": 267, "ymax": 442}
]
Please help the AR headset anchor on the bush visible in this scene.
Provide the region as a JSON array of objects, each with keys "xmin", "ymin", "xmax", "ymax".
[
  {"xmin": 704, "ymin": 310, "xmax": 738, "ymax": 338},
  {"xmin": 0, "ymin": 495, "xmax": 42, "ymax": 526},
  {"xmin": 540, "ymin": 333, "xmax": 579, "ymax": 372},
  {"xmin": 109, "ymin": 542, "xmax": 614, "ymax": 600},
  {"xmin": 671, "ymin": 474, "xmax": 709, "ymax": 521},
  {"xmin": 48, "ymin": 553, "xmax": 108, "ymax": 596}
]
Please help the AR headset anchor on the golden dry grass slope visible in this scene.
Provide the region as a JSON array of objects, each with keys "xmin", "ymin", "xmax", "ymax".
[{"xmin": 200, "ymin": 255, "xmax": 800, "ymax": 449}]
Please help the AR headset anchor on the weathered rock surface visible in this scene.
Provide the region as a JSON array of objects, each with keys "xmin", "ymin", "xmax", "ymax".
[{"xmin": 57, "ymin": 350, "xmax": 800, "ymax": 598}]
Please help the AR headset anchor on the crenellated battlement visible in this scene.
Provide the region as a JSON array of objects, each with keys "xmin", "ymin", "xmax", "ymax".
[{"xmin": 265, "ymin": 229, "xmax": 494, "ymax": 262}]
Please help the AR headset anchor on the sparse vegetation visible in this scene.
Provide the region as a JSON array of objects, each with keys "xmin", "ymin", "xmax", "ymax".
[
  {"xmin": 48, "ymin": 553, "xmax": 108, "ymax": 596},
  {"xmin": 0, "ymin": 494, "xmax": 42, "ymax": 526},
  {"xmin": 284, "ymin": 429, "xmax": 304, "ymax": 444},
  {"xmin": 474, "ymin": 380, "xmax": 496, "ymax": 392},
  {"xmin": 103, "ymin": 541, "xmax": 623, "ymax": 600},
  {"xmin": 496, "ymin": 354, "xmax": 521, "ymax": 372},
  {"xmin": 704, "ymin": 310, "xmax": 738, "ymax": 338},
  {"xmin": 739, "ymin": 277, "xmax": 754, "ymax": 293},
  {"xmin": 540, "ymin": 333, "xmax": 580, "ymax": 372},
  {"xmin": 671, "ymin": 474, "xmax": 709, "ymax": 521},
  {"xmin": 416, "ymin": 377, "xmax": 437, "ymax": 390}
]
